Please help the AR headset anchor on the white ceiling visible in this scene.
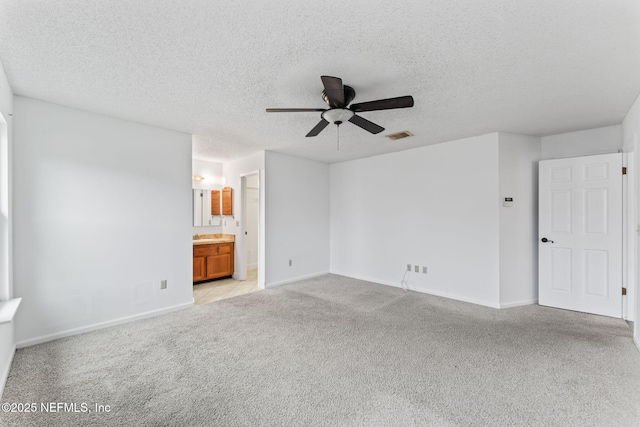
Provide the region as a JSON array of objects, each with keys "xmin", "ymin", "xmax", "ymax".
[{"xmin": 0, "ymin": 1, "xmax": 639, "ymax": 164}]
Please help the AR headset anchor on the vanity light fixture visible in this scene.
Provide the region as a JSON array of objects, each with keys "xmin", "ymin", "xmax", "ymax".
[{"xmin": 192, "ymin": 175, "xmax": 205, "ymax": 182}]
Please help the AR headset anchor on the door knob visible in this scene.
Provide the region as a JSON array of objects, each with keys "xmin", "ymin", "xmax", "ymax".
[{"xmin": 541, "ymin": 238, "xmax": 554, "ymax": 243}]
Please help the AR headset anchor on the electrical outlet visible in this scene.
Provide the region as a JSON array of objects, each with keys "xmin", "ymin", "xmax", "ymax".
[
  {"xmin": 414, "ymin": 265, "xmax": 419, "ymax": 273},
  {"xmin": 236, "ymin": 220, "xmax": 239, "ymax": 226},
  {"xmin": 289, "ymin": 259, "xmax": 292, "ymax": 267},
  {"xmin": 160, "ymin": 280, "xmax": 167, "ymax": 290},
  {"xmin": 407, "ymin": 264, "xmax": 411, "ymax": 271},
  {"xmin": 423, "ymin": 266, "xmax": 427, "ymax": 274}
]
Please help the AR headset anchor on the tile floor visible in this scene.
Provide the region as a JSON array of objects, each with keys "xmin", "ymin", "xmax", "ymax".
[{"xmin": 193, "ymin": 269, "xmax": 260, "ymax": 305}]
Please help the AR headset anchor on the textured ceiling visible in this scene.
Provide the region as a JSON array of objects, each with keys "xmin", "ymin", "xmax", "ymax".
[{"xmin": 1, "ymin": 1, "xmax": 639, "ymax": 163}]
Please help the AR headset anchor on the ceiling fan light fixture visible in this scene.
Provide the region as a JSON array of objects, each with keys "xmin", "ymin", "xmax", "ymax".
[{"xmin": 322, "ymin": 108, "xmax": 354, "ymax": 125}]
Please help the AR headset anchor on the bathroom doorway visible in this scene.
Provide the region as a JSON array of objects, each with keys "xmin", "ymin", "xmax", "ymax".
[{"xmin": 242, "ymin": 173, "xmax": 260, "ymax": 287}]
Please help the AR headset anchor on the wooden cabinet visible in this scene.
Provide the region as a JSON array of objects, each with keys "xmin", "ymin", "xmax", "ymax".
[
  {"xmin": 193, "ymin": 256, "xmax": 206, "ymax": 282},
  {"xmin": 205, "ymin": 187, "xmax": 231, "ymax": 217},
  {"xmin": 193, "ymin": 242, "xmax": 234, "ymax": 282},
  {"xmin": 211, "ymin": 190, "xmax": 221, "ymax": 215},
  {"xmin": 222, "ymin": 187, "xmax": 233, "ymax": 215}
]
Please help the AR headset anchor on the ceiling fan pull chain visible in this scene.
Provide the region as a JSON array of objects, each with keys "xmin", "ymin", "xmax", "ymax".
[{"xmin": 337, "ymin": 123, "xmax": 340, "ymax": 151}]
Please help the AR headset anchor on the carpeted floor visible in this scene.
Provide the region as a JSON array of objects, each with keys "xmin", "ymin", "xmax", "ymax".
[{"xmin": 1, "ymin": 274, "xmax": 639, "ymax": 426}]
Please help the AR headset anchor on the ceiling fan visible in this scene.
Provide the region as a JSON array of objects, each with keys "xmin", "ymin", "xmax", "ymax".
[{"xmin": 266, "ymin": 76, "xmax": 414, "ymax": 137}]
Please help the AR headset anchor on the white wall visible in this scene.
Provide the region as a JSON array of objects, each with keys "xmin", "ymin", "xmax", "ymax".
[
  {"xmin": 330, "ymin": 134, "xmax": 502, "ymax": 307},
  {"xmin": 498, "ymin": 133, "xmax": 541, "ymax": 307},
  {"xmin": 192, "ymin": 158, "xmax": 223, "ymax": 184},
  {"xmin": 265, "ymin": 151, "xmax": 330, "ymax": 287},
  {"xmin": 0, "ymin": 59, "xmax": 15, "ymax": 398},
  {"xmin": 222, "ymin": 152, "xmax": 265, "ymax": 285},
  {"xmin": 622, "ymin": 92, "xmax": 640, "ymax": 351},
  {"xmin": 13, "ymin": 97, "xmax": 193, "ymax": 346},
  {"xmin": 541, "ymin": 125, "xmax": 622, "ymax": 159}
]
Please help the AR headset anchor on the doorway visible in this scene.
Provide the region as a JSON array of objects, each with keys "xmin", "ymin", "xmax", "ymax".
[{"xmin": 242, "ymin": 173, "xmax": 260, "ymax": 286}]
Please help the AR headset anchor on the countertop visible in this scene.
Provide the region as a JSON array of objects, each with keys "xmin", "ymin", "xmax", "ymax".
[{"xmin": 192, "ymin": 233, "xmax": 235, "ymax": 245}]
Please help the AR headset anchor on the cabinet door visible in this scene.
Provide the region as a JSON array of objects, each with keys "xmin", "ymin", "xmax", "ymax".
[
  {"xmin": 222, "ymin": 187, "xmax": 233, "ymax": 215},
  {"xmin": 193, "ymin": 256, "xmax": 206, "ymax": 282},
  {"xmin": 206, "ymin": 254, "xmax": 232, "ymax": 279},
  {"xmin": 211, "ymin": 190, "xmax": 221, "ymax": 215}
]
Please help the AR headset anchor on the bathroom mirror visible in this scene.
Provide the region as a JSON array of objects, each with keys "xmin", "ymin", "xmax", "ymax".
[{"xmin": 193, "ymin": 187, "xmax": 223, "ymax": 227}]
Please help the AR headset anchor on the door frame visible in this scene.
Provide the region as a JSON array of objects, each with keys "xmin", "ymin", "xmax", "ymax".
[
  {"xmin": 240, "ymin": 170, "xmax": 265, "ymax": 289},
  {"xmin": 623, "ymin": 151, "xmax": 635, "ymax": 321}
]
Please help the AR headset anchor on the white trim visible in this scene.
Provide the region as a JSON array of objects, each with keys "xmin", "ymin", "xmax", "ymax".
[
  {"xmin": 499, "ymin": 299, "xmax": 538, "ymax": 309},
  {"xmin": 247, "ymin": 263, "xmax": 258, "ymax": 270},
  {"xmin": 635, "ymin": 336, "xmax": 640, "ymax": 353},
  {"xmin": 0, "ymin": 343, "xmax": 15, "ymax": 399},
  {"xmin": 626, "ymin": 151, "xmax": 636, "ymax": 321},
  {"xmin": 0, "ymin": 297, "xmax": 21, "ymax": 324},
  {"xmin": 16, "ymin": 300, "xmax": 194, "ymax": 348},
  {"xmin": 266, "ymin": 271, "xmax": 330, "ymax": 288},
  {"xmin": 331, "ymin": 271, "xmax": 502, "ymax": 309},
  {"xmin": 239, "ymin": 169, "xmax": 261, "ymax": 178},
  {"xmin": 623, "ymin": 151, "xmax": 636, "ymax": 321}
]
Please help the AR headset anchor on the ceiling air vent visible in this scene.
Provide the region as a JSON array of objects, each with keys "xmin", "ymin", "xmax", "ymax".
[{"xmin": 385, "ymin": 131, "xmax": 413, "ymax": 141}]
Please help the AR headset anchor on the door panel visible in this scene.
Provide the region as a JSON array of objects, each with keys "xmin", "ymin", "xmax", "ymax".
[
  {"xmin": 193, "ymin": 256, "xmax": 205, "ymax": 282},
  {"xmin": 551, "ymin": 190, "xmax": 572, "ymax": 232},
  {"xmin": 206, "ymin": 254, "xmax": 232, "ymax": 279},
  {"xmin": 539, "ymin": 153, "xmax": 622, "ymax": 318},
  {"xmin": 550, "ymin": 248, "xmax": 572, "ymax": 293}
]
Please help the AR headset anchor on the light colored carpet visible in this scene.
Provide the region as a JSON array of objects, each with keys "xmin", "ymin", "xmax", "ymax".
[{"xmin": 1, "ymin": 274, "xmax": 639, "ymax": 426}]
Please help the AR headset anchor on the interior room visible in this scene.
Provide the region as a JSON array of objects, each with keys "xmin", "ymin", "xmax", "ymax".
[{"xmin": 0, "ymin": 1, "xmax": 639, "ymax": 425}]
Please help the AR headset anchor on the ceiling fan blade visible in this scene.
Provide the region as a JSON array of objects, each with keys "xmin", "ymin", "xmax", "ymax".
[
  {"xmin": 266, "ymin": 108, "xmax": 326, "ymax": 112},
  {"xmin": 348, "ymin": 114, "xmax": 385, "ymax": 134},
  {"xmin": 321, "ymin": 76, "xmax": 345, "ymax": 108},
  {"xmin": 349, "ymin": 95, "xmax": 414, "ymax": 112},
  {"xmin": 306, "ymin": 119, "xmax": 330, "ymax": 137}
]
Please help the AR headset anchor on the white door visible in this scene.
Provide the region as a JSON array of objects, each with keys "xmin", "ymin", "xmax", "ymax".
[{"xmin": 538, "ymin": 153, "xmax": 623, "ymax": 318}]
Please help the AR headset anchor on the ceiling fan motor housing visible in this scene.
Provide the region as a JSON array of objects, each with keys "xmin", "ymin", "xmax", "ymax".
[{"xmin": 322, "ymin": 85, "xmax": 356, "ymax": 108}]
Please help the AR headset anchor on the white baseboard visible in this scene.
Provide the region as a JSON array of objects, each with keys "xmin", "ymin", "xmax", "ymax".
[
  {"xmin": 266, "ymin": 271, "xmax": 330, "ymax": 288},
  {"xmin": 330, "ymin": 271, "xmax": 502, "ymax": 309},
  {"xmin": 499, "ymin": 299, "xmax": 538, "ymax": 309},
  {"xmin": 0, "ymin": 344, "xmax": 16, "ymax": 399},
  {"xmin": 247, "ymin": 263, "xmax": 258, "ymax": 270},
  {"xmin": 16, "ymin": 300, "xmax": 194, "ymax": 349},
  {"xmin": 635, "ymin": 336, "xmax": 640, "ymax": 353}
]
